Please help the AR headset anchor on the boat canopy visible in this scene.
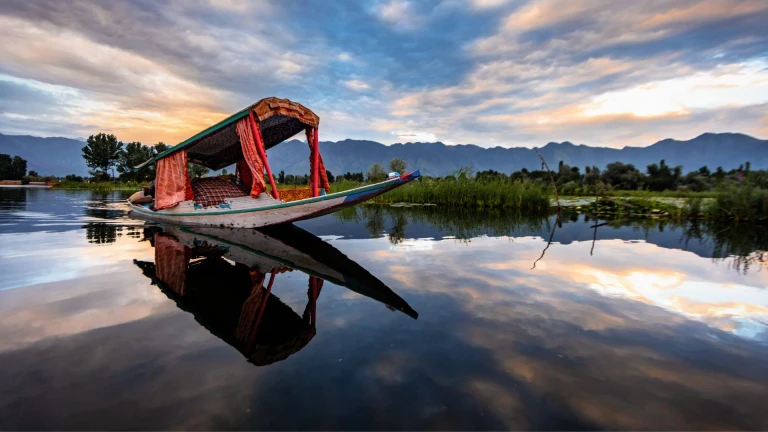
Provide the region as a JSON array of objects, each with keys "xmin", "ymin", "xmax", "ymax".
[
  {"xmin": 151, "ymin": 97, "xmax": 330, "ymax": 210},
  {"xmin": 155, "ymin": 97, "xmax": 319, "ymax": 170}
]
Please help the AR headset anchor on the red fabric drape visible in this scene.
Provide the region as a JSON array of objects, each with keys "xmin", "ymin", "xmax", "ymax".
[
  {"xmin": 305, "ymin": 127, "xmax": 330, "ymax": 194},
  {"xmin": 235, "ymin": 118, "xmax": 267, "ymax": 197},
  {"xmin": 155, "ymin": 150, "xmax": 193, "ymax": 210},
  {"xmin": 236, "ymin": 160, "xmax": 253, "ymax": 191},
  {"xmin": 154, "ymin": 233, "xmax": 191, "ymax": 296},
  {"xmin": 248, "ymin": 110, "xmax": 280, "ymax": 200}
]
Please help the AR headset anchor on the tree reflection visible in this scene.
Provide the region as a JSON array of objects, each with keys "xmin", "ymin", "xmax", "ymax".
[{"xmin": 84, "ymin": 223, "xmax": 121, "ymax": 244}]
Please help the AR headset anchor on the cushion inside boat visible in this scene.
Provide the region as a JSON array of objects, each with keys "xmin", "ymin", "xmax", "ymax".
[{"xmin": 191, "ymin": 177, "xmax": 250, "ymax": 208}]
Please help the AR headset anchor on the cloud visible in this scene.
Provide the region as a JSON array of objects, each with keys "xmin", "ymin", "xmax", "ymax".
[
  {"xmin": 375, "ymin": 0, "xmax": 423, "ymax": 29},
  {"xmin": 344, "ymin": 79, "xmax": 372, "ymax": 91},
  {"xmin": 0, "ymin": 0, "xmax": 766, "ymax": 147}
]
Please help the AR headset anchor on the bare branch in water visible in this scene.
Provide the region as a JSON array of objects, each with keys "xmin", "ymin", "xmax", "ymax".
[
  {"xmin": 532, "ymin": 214, "xmax": 559, "ymax": 269},
  {"xmin": 534, "ymin": 147, "xmax": 560, "ymax": 212},
  {"xmin": 591, "ymin": 220, "xmax": 598, "ymax": 256}
]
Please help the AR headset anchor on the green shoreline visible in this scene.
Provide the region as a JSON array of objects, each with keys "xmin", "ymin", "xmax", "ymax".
[{"xmin": 51, "ymin": 178, "xmax": 767, "ymax": 223}]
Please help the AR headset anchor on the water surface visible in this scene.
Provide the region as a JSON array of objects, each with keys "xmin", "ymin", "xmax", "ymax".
[{"xmin": 1, "ymin": 189, "xmax": 767, "ymax": 430}]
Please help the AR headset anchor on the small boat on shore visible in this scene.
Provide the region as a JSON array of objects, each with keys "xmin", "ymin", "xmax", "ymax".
[{"xmin": 127, "ymin": 97, "xmax": 419, "ymax": 228}]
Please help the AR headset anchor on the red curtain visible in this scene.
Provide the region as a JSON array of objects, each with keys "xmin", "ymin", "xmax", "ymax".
[
  {"xmin": 305, "ymin": 127, "xmax": 330, "ymax": 194},
  {"xmin": 236, "ymin": 160, "xmax": 253, "ymax": 191},
  {"xmin": 235, "ymin": 118, "xmax": 267, "ymax": 197},
  {"xmin": 154, "ymin": 233, "xmax": 191, "ymax": 296},
  {"xmin": 155, "ymin": 150, "xmax": 193, "ymax": 210}
]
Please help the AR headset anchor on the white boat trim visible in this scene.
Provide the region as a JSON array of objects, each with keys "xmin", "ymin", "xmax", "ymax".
[{"xmin": 128, "ymin": 171, "xmax": 420, "ymax": 228}]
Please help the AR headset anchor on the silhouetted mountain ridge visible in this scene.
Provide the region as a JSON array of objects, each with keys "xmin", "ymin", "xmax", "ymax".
[
  {"xmin": 1, "ymin": 132, "xmax": 765, "ymax": 177},
  {"xmin": 268, "ymin": 132, "xmax": 767, "ymax": 176}
]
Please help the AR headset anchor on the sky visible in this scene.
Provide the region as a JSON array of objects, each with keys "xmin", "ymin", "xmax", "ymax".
[{"xmin": 0, "ymin": 0, "xmax": 767, "ymax": 148}]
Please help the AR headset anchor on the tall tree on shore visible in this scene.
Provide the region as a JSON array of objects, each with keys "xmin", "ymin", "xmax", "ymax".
[
  {"xmin": 153, "ymin": 142, "xmax": 170, "ymax": 155},
  {"xmin": 10, "ymin": 156, "xmax": 27, "ymax": 180},
  {"xmin": 82, "ymin": 133, "xmax": 123, "ymax": 180},
  {"xmin": 0, "ymin": 154, "xmax": 28, "ymax": 180},
  {"xmin": 367, "ymin": 163, "xmax": 386, "ymax": 182},
  {"xmin": 117, "ymin": 142, "xmax": 154, "ymax": 181},
  {"xmin": 389, "ymin": 157, "xmax": 407, "ymax": 174}
]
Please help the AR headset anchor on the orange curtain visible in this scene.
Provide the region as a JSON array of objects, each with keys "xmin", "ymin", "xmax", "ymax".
[
  {"xmin": 235, "ymin": 118, "xmax": 267, "ymax": 197},
  {"xmin": 154, "ymin": 233, "xmax": 191, "ymax": 296},
  {"xmin": 155, "ymin": 150, "xmax": 193, "ymax": 210},
  {"xmin": 305, "ymin": 128, "xmax": 330, "ymax": 193}
]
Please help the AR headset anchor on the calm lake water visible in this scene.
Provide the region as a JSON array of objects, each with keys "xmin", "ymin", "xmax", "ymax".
[{"xmin": 1, "ymin": 188, "xmax": 768, "ymax": 430}]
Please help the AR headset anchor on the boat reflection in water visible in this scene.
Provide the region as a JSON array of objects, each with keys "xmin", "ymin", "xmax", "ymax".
[{"xmin": 134, "ymin": 224, "xmax": 417, "ymax": 366}]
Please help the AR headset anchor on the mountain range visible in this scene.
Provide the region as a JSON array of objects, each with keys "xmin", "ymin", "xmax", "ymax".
[{"xmin": 1, "ymin": 132, "xmax": 766, "ymax": 177}]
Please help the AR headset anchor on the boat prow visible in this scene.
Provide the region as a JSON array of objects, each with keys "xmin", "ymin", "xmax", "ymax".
[{"xmin": 129, "ymin": 170, "xmax": 419, "ymax": 228}]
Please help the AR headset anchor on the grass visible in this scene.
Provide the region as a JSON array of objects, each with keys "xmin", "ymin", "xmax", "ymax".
[
  {"xmin": 53, "ymin": 181, "xmax": 147, "ymax": 191},
  {"xmin": 290, "ymin": 178, "xmax": 552, "ymax": 211},
  {"xmin": 368, "ymin": 178, "xmax": 551, "ymax": 211},
  {"xmin": 706, "ymin": 186, "xmax": 768, "ymax": 222}
]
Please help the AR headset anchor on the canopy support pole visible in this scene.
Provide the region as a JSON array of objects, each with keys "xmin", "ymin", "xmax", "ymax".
[
  {"xmin": 247, "ymin": 110, "xmax": 280, "ymax": 200},
  {"xmin": 252, "ymin": 269, "xmax": 277, "ymax": 336},
  {"xmin": 311, "ymin": 127, "xmax": 319, "ymax": 197}
]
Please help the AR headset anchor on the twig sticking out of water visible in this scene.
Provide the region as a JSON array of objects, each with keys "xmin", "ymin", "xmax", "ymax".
[
  {"xmin": 534, "ymin": 147, "xmax": 560, "ymax": 212},
  {"xmin": 532, "ymin": 214, "xmax": 559, "ymax": 270}
]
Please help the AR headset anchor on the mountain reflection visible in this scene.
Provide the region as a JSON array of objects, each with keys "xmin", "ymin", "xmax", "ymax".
[{"xmin": 134, "ymin": 224, "xmax": 417, "ymax": 366}]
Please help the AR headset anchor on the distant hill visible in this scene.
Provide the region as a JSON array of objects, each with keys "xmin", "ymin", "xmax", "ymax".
[
  {"xmin": 268, "ymin": 133, "xmax": 768, "ymax": 176},
  {"xmin": 1, "ymin": 132, "xmax": 766, "ymax": 177},
  {"xmin": 0, "ymin": 133, "xmax": 88, "ymax": 176}
]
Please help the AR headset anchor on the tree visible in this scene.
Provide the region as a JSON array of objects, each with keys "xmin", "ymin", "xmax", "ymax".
[
  {"xmin": 476, "ymin": 169, "xmax": 507, "ymax": 183},
  {"xmin": 646, "ymin": 159, "xmax": 681, "ymax": 191},
  {"xmin": 82, "ymin": 133, "xmax": 123, "ymax": 180},
  {"xmin": 367, "ymin": 163, "xmax": 387, "ymax": 182},
  {"xmin": 188, "ymin": 163, "xmax": 209, "ymax": 178},
  {"xmin": 601, "ymin": 162, "xmax": 642, "ymax": 190},
  {"xmin": 12, "ymin": 156, "xmax": 26, "ymax": 180},
  {"xmin": 118, "ymin": 142, "xmax": 154, "ymax": 181},
  {"xmin": 29, "ymin": 170, "xmax": 39, "ymax": 177},
  {"xmin": 153, "ymin": 142, "xmax": 170, "ymax": 155},
  {"xmin": 278, "ymin": 170, "xmax": 285, "ymax": 184},
  {"xmin": 0, "ymin": 154, "xmax": 25, "ymax": 180},
  {"xmin": 0, "ymin": 154, "xmax": 10, "ymax": 179},
  {"xmin": 583, "ymin": 165, "xmax": 601, "ymax": 189},
  {"xmin": 342, "ymin": 172, "xmax": 364, "ymax": 182},
  {"xmin": 389, "ymin": 157, "xmax": 407, "ymax": 174},
  {"xmin": 325, "ymin": 170, "xmax": 335, "ymax": 183}
]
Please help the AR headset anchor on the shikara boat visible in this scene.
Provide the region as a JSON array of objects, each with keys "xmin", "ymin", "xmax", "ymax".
[
  {"xmin": 134, "ymin": 224, "xmax": 417, "ymax": 365},
  {"xmin": 127, "ymin": 97, "xmax": 419, "ymax": 228}
]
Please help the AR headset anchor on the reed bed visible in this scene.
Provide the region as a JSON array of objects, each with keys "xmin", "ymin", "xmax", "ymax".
[
  {"xmin": 368, "ymin": 178, "xmax": 552, "ymax": 210},
  {"xmin": 53, "ymin": 181, "xmax": 147, "ymax": 191},
  {"xmin": 705, "ymin": 185, "xmax": 768, "ymax": 222}
]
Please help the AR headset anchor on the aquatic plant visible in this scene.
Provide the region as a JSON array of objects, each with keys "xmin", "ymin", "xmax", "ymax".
[
  {"xmin": 369, "ymin": 178, "xmax": 551, "ymax": 210},
  {"xmin": 705, "ymin": 184, "xmax": 768, "ymax": 222}
]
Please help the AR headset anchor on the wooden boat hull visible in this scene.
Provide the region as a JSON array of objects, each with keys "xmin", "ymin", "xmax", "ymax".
[{"xmin": 129, "ymin": 170, "xmax": 419, "ymax": 228}]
